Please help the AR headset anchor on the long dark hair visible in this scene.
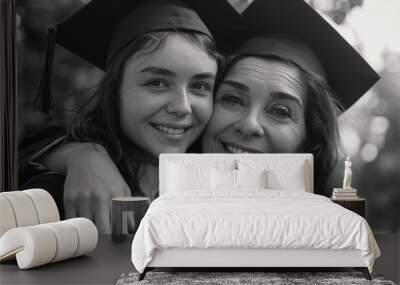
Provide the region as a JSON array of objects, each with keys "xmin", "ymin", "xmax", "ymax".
[
  {"xmin": 301, "ymin": 69, "xmax": 344, "ymax": 193},
  {"xmin": 214, "ymin": 54, "xmax": 343, "ymax": 194},
  {"xmin": 67, "ymin": 31, "xmax": 220, "ymax": 196}
]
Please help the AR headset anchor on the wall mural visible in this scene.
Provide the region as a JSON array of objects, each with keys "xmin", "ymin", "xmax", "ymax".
[{"xmin": 15, "ymin": 0, "xmax": 400, "ymax": 234}]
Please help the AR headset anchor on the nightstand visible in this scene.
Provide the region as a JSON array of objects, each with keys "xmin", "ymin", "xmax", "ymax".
[
  {"xmin": 331, "ymin": 198, "xmax": 366, "ymax": 218},
  {"xmin": 111, "ymin": 197, "xmax": 150, "ymax": 242}
]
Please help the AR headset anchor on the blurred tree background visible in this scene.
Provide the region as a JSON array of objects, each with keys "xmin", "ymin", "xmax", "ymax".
[
  {"xmin": 16, "ymin": 0, "xmax": 102, "ymax": 139},
  {"xmin": 16, "ymin": 0, "xmax": 400, "ymax": 233}
]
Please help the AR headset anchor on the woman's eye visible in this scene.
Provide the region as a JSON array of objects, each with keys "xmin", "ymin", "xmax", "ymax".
[
  {"xmin": 219, "ymin": 94, "xmax": 245, "ymax": 106},
  {"xmin": 143, "ymin": 79, "xmax": 169, "ymax": 88},
  {"xmin": 190, "ymin": 82, "xmax": 212, "ymax": 92},
  {"xmin": 269, "ymin": 104, "xmax": 292, "ymax": 118}
]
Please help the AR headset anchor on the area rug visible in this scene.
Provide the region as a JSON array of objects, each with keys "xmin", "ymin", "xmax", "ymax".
[{"xmin": 116, "ymin": 271, "xmax": 396, "ymax": 285}]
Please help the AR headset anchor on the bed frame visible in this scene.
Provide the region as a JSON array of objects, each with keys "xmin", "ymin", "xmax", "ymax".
[
  {"xmin": 138, "ymin": 154, "xmax": 371, "ymax": 280},
  {"xmin": 141, "ymin": 248, "xmax": 370, "ymax": 280}
]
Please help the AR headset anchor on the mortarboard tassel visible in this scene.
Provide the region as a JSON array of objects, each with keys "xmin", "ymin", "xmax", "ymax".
[{"xmin": 35, "ymin": 26, "xmax": 57, "ymax": 114}]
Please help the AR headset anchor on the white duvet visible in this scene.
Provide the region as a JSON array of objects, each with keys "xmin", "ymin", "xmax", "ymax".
[{"xmin": 131, "ymin": 190, "xmax": 380, "ymax": 273}]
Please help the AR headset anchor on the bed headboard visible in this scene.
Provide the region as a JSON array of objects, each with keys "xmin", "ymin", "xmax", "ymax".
[{"xmin": 159, "ymin": 153, "xmax": 314, "ymax": 195}]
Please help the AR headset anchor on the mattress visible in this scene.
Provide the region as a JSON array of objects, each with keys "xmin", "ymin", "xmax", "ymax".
[{"xmin": 131, "ymin": 190, "xmax": 380, "ymax": 273}]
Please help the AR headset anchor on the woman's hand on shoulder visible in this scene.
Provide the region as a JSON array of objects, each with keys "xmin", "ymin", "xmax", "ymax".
[{"xmin": 54, "ymin": 142, "xmax": 130, "ymax": 234}]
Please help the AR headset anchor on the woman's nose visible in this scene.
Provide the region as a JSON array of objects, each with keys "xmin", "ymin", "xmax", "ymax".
[
  {"xmin": 166, "ymin": 89, "xmax": 192, "ymax": 117},
  {"xmin": 234, "ymin": 111, "xmax": 264, "ymax": 137}
]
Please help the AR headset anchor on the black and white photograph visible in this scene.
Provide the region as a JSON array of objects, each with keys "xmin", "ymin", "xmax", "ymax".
[{"xmin": 1, "ymin": 0, "xmax": 399, "ymax": 284}]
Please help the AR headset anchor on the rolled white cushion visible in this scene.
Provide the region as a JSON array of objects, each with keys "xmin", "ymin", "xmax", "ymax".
[
  {"xmin": 24, "ymin": 189, "xmax": 60, "ymax": 223},
  {"xmin": 0, "ymin": 191, "xmax": 39, "ymax": 227},
  {"xmin": 66, "ymin": 218, "xmax": 98, "ymax": 257},
  {"xmin": 0, "ymin": 189, "xmax": 60, "ymax": 238},
  {"xmin": 42, "ymin": 222, "xmax": 79, "ymax": 262},
  {"xmin": 0, "ymin": 226, "xmax": 57, "ymax": 269},
  {"xmin": 0, "ymin": 196, "xmax": 17, "ymax": 237},
  {"xmin": 0, "ymin": 218, "xmax": 98, "ymax": 269}
]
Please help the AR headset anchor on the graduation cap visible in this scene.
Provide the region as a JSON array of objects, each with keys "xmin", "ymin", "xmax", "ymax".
[
  {"xmin": 35, "ymin": 0, "xmax": 244, "ymax": 113},
  {"xmin": 238, "ymin": 0, "xmax": 379, "ymax": 109}
]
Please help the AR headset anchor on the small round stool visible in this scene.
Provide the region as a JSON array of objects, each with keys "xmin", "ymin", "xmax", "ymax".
[{"xmin": 111, "ymin": 197, "xmax": 150, "ymax": 242}]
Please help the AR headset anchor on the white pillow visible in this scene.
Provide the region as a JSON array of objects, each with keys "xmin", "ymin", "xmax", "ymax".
[
  {"xmin": 237, "ymin": 159, "xmax": 309, "ymax": 192},
  {"xmin": 167, "ymin": 162, "xmax": 212, "ymax": 191},
  {"xmin": 236, "ymin": 169, "xmax": 268, "ymax": 189},
  {"xmin": 211, "ymin": 168, "xmax": 268, "ymax": 191},
  {"xmin": 267, "ymin": 167, "xmax": 307, "ymax": 191},
  {"xmin": 211, "ymin": 168, "xmax": 237, "ymax": 190}
]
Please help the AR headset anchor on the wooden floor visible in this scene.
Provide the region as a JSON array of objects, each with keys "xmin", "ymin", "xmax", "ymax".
[
  {"xmin": 0, "ymin": 233, "xmax": 398, "ymax": 284},
  {"xmin": 373, "ymin": 233, "xmax": 400, "ymax": 284}
]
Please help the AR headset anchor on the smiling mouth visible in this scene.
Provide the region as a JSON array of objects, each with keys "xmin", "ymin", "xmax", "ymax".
[
  {"xmin": 222, "ymin": 142, "xmax": 260, "ymax": 154},
  {"xmin": 151, "ymin": 123, "xmax": 191, "ymax": 136}
]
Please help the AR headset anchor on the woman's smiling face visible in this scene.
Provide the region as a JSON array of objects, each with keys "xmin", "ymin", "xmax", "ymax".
[
  {"xmin": 119, "ymin": 33, "xmax": 217, "ymax": 157},
  {"xmin": 202, "ymin": 56, "xmax": 307, "ymax": 154}
]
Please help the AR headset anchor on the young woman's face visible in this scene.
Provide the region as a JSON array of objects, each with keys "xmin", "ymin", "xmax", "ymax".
[
  {"xmin": 202, "ymin": 57, "xmax": 307, "ymax": 154},
  {"xmin": 119, "ymin": 33, "xmax": 217, "ymax": 157}
]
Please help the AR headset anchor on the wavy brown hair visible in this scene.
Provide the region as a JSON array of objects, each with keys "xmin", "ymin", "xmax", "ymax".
[
  {"xmin": 67, "ymin": 30, "xmax": 221, "ymax": 196},
  {"xmin": 213, "ymin": 54, "xmax": 344, "ymax": 194}
]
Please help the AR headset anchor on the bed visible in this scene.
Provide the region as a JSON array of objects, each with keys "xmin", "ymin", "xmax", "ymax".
[{"xmin": 131, "ymin": 154, "xmax": 380, "ymax": 280}]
